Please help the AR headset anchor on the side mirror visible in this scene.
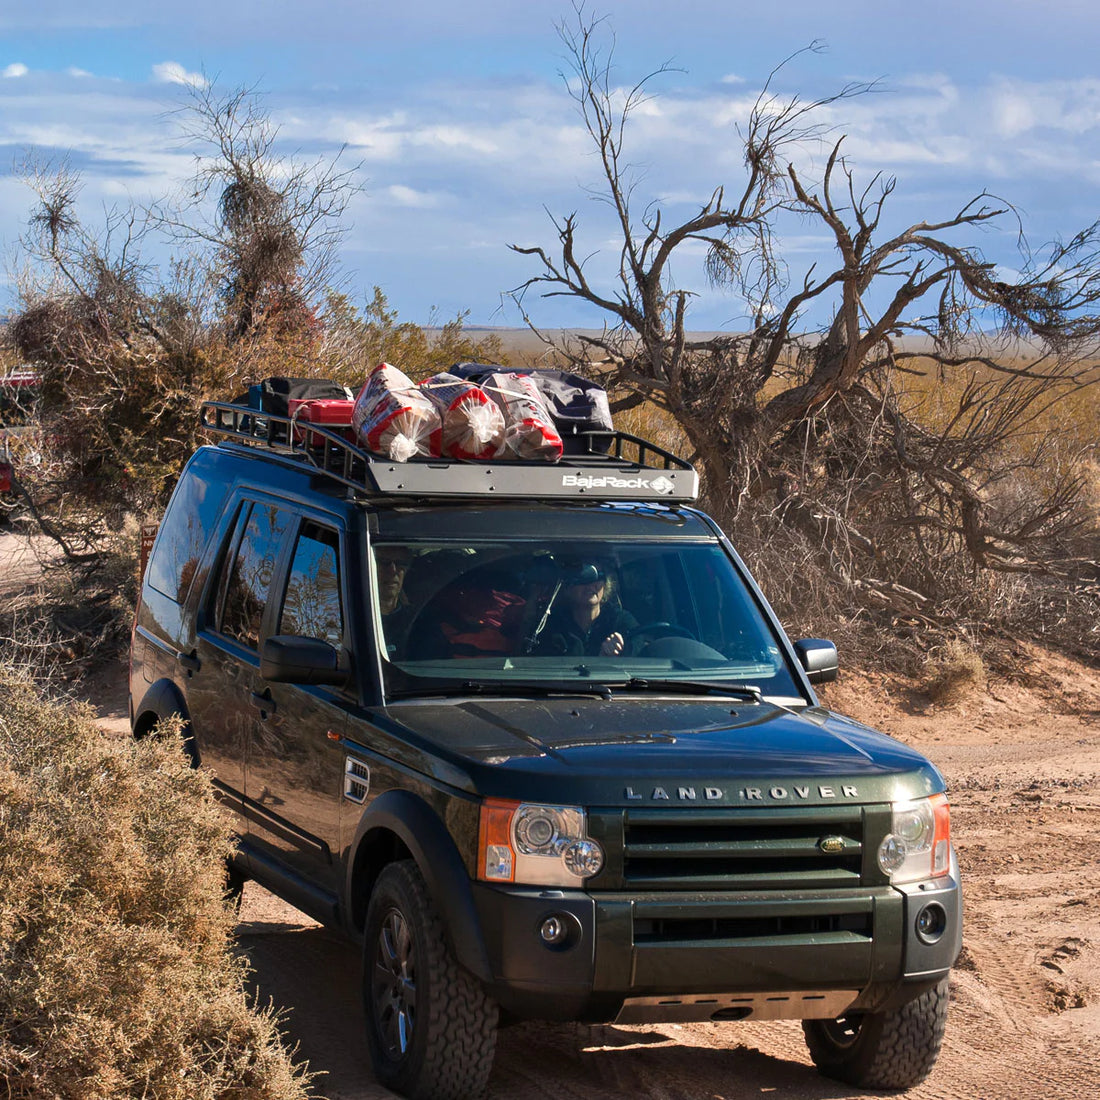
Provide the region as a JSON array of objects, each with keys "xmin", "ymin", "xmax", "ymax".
[
  {"xmin": 261, "ymin": 635, "xmax": 349, "ymax": 687},
  {"xmin": 794, "ymin": 638, "xmax": 839, "ymax": 684}
]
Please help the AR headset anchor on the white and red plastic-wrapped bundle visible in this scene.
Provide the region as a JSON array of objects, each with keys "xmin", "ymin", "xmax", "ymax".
[
  {"xmin": 481, "ymin": 372, "xmax": 564, "ymax": 462},
  {"xmin": 419, "ymin": 373, "xmax": 505, "ymax": 460},
  {"xmin": 352, "ymin": 363, "xmax": 441, "ymax": 461}
]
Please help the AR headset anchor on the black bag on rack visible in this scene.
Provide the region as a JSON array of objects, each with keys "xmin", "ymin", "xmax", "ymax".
[
  {"xmin": 248, "ymin": 377, "xmax": 353, "ymax": 417},
  {"xmin": 230, "ymin": 377, "xmax": 353, "ymax": 442},
  {"xmin": 449, "ymin": 363, "xmax": 613, "ymax": 453}
]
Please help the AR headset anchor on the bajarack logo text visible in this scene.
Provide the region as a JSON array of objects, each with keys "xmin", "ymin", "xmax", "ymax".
[
  {"xmin": 562, "ymin": 473, "xmax": 676, "ymax": 495},
  {"xmin": 624, "ymin": 784, "xmax": 860, "ymax": 802}
]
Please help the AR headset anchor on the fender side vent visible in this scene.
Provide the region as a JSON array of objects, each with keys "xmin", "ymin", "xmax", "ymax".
[{"xmin": 344, "ymin": 757, "xmax": 370, "ymax": 803}]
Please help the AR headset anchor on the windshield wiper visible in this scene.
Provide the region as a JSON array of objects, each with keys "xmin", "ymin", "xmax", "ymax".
[
  {"xmin": 620, "ymin": 677, "xmax": 763, "ymax": 702},
  {"xmin": 389, "ymin": 680, "xmax": 612, "ymax": 701}
]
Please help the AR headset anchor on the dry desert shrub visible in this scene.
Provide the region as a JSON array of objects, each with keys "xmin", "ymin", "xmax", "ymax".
[
  {"xmin": 0, "ymin": 522, "xmax": 143, "ymax": 687},
  {"xmin": 923, "ymin": 638, "xmax": 987, "ymax": 707},
  {"xmin": 0, "ymin": 665, "xmax": 312, "ymax": 1100}
]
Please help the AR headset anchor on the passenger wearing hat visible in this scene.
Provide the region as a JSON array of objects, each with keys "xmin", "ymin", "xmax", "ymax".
[{"xmin": 538, "ymin": 561, "xmax": 638, "ymax": 657}]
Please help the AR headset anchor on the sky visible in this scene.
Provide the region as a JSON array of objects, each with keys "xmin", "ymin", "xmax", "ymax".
[{"xmin": 2, "ymin": 0, "xmax": 1099, "ymax": 331}]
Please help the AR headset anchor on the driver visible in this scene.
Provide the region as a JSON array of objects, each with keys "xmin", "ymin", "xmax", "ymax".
[
  {"xmin": 375, "ymin": 545, "xmax": 414, "ymax": 655},
  {"xmin": 537, "ymin": 561, "xmax": 638, "ymax": 657}
]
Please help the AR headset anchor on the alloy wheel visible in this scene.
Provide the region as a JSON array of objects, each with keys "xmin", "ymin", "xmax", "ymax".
[{"xmin": 372, "ymin": 907, "xmax": 417, "ymax": 1058}]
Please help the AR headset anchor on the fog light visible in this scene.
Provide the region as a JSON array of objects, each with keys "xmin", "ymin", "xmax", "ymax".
[
  {"xmin": 540, "ymin": 916, "xmax": 567, "ymax": 945},
  {"xmin": 915, "ymin": 902, "xmax": 947, "ymax": 944}
]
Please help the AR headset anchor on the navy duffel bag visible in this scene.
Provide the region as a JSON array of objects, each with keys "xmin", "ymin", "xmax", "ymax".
[{"xmin": 449, "ymin": 363, "xmax": 612, "ymax": 453}]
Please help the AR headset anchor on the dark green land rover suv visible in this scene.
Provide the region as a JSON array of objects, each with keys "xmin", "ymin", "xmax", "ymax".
[{"xmin": 130, "ymin": 397, "xmax": 961, "ymax": 1099}]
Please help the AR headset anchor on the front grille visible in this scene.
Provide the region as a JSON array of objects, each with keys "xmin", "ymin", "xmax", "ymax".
[{"xmin": 589, "ymin": 805, "xmax": 869, "ymax": 891}]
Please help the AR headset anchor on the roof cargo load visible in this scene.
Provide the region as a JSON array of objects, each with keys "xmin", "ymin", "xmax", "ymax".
[
  {"xmin": 200, "ymin": 395, "xmax": 699, "ymax": 503},
  {"xmin": 450, "ymin": 363, "xmax": 613, "ymax": 453}
]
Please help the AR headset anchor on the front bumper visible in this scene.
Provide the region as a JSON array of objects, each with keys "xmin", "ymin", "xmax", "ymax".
[{"xmin": 470, "ymin": 868, "xmax": 962, "ymax": 1023}]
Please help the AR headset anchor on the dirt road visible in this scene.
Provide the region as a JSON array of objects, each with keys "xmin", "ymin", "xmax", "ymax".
[{"xmin": 222, "ymin": 658, "xmax": 1100, "ymax": 1100}]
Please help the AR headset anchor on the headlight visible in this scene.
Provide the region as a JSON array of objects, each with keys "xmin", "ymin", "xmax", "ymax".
[
  {"xmin": 877, "ymin": 793, "xmax": 951, "ymax": 884},
  {"xmin": 478, "ymin": 799, "xmax": 604, "ymax": 886}
]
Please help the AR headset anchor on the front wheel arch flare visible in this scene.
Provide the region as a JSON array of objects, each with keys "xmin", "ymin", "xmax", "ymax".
[{"xmin": 348, "ymin": 788, "xmax": 492, "ymax": 985}]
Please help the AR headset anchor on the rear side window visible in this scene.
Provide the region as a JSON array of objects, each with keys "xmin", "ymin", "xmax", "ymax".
[
  {"xmin": 147, "ymin": 467, "xmax": 226, "ymax": 603},
  {"xmin": 280, "ymin": 522, "xmax": 344, "ymax": 646},
  {"xmin": 219, "ymin": 502, "xmax": 293, "ymax": 649}
]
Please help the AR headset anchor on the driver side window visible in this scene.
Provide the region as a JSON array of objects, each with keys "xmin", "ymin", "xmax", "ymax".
[
  {"xmin": 220, "ymin": 502, "xmax": 293, "ymax": 649},
  {"xmin": 280, "ymin": 522, "xmax": 344, "ymax": 646}
]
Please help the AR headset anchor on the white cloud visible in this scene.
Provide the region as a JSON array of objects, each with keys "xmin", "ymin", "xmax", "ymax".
[
  {"xmin": 3, "ymin": 63, "xmax": 29, "ymax": 78},
  {"xmin": 720, "ymin": 73, "xmax": 746, "ymax": 85},
  {"xmin": 992, "ymin": 92, "xmax": 1037, "ymax": 139},
  {"xmin": 151, "ymin": 61, "xmax": 206, "ymax": 87},
  {"xmin": 384, "ymin": 185, "xmax": 443, "ymax": 208},
  {"xmin": 66, "ymin": 66, "xmax": 92, "ymax": 78},
  {"xmin": 841, "ymin": 135, "xmax": 973, "ymax": 168},
  {"xmin": 325, "ymin": 115, "xmax": 408, "ymax": 160},
  {"xmin": 412, "ymin": 124, "xmax": 499, "ymax": 156},
  {"xmin": 989, "ymin": 77, "xmax": 1100, "ymax": 138}
]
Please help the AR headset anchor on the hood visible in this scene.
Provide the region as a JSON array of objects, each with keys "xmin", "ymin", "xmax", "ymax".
[{"xmin": 373, "ymin": 695, "xmax": 944, "ymax": 807}]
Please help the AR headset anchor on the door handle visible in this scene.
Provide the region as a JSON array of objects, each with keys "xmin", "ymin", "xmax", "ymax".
[
  {"xmin": 177, "ymin": 650, "xmax": 201, "ymax": 673},
  {"xmin": 249, "ymin": 690, "xmax": 276, "ymax": 716}
]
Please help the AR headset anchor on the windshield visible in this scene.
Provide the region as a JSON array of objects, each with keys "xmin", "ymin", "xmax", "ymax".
[{"xmin": 372, "ymin": 539, "xmax": 802, "ymax": 700}]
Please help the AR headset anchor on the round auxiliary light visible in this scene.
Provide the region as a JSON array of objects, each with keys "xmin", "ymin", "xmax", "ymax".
[
  {"xmin": 539, "ymin": 916, "xmax": 567, "ymax": 945},
  {"xmin": 563, "ymin": 838, "xmax": 604, "ymax": 878},
  {"xmin": 915, "ymin": 902, "xmax": 947, "ymax": 944},
  {"xmin": 877, "ymin": 834, "xmax": 907, "ymax": 876}
]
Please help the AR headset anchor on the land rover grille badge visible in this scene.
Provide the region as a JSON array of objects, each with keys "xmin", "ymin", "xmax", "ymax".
[{"xmin": 819, "ymin": 835, "xmax": 846, "ymax": 854}]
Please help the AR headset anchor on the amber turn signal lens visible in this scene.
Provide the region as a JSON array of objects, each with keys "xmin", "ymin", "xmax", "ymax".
[{"xmin": 478, "ymin": 798, "xmax": 520, "ymax": 882}]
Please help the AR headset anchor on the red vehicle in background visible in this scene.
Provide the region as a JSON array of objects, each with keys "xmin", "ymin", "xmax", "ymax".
[{"xmin": 0, "ymin": 369, "xmax": 41, "ymax": 514}]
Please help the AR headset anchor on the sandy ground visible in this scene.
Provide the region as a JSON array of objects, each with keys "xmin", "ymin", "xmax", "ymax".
[{"xmin": 4, "ymin": 531, "xmax": 1098, "ymax": 1099}]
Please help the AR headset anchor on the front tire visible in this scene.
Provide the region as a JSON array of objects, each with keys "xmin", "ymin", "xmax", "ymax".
[
  {"xmin": 363, "ymin": 860, "xmax": 498, "ymax": 1100},
  {"xmin": 224, "ymin": 861, "xmax": 247, "ymax": 914},
  {"xmin": 802, "ymin": 978, "xmax": 950, "ymax": 1089}
]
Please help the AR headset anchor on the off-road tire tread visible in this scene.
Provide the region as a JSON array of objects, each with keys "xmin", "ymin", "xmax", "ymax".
[
  {"xmin": 802, "ymin": 977, "xmax": 950, "ymax": 1090},
  {"xmin": 365, "ymin": 860, "xmax": 498, "ymax": 1100}
]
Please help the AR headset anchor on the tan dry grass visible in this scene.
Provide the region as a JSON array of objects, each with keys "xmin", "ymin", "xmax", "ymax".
[
  {"xmin": 922, "ymin": 637, "xmax": 988, "ymax": 707},
  {"xmin": 0, "ymin": 665, "xmax": 313, "ymax": 1100}
]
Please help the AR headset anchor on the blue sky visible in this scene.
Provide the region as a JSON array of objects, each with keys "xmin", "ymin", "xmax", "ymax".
[{"xmin": 2, "ymin": 1, "xmax": 1099, "ymax": 329}]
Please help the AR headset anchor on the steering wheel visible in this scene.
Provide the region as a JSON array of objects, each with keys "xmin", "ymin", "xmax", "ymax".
[{"xmin": 626, "ymin": 621, "xmax": 698, "ymax": 644}]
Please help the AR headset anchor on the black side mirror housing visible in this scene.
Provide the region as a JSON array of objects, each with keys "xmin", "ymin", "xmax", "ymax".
[
  {"xmin": 261, "ymin": 635, "xmax": 349, "ymax": 687},
  {"xmin": 794, "ymin": 638, "xmax": 839, "ymax": 684}
]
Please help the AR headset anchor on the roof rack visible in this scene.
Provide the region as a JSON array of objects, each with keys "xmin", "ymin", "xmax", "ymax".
[{"xmin": 199, "ymin": 400, "xmax": 699, "ymax": 503}]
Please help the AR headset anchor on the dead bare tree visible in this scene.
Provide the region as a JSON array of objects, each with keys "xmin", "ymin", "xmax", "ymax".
[
  {"xmin": 7, "ymin": 156, "xmax": 204, "ymax": 564},
  {"xmin": 512, "ymin": 10, "xmax": 1100, "ymax": 641},
  {"xmin": 6, "ymin": 82, "xmax": 363, "ymax": 567},
  {"xmin": 154, "ymin": 81, "xmax": 360, "ymax": 343}
]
